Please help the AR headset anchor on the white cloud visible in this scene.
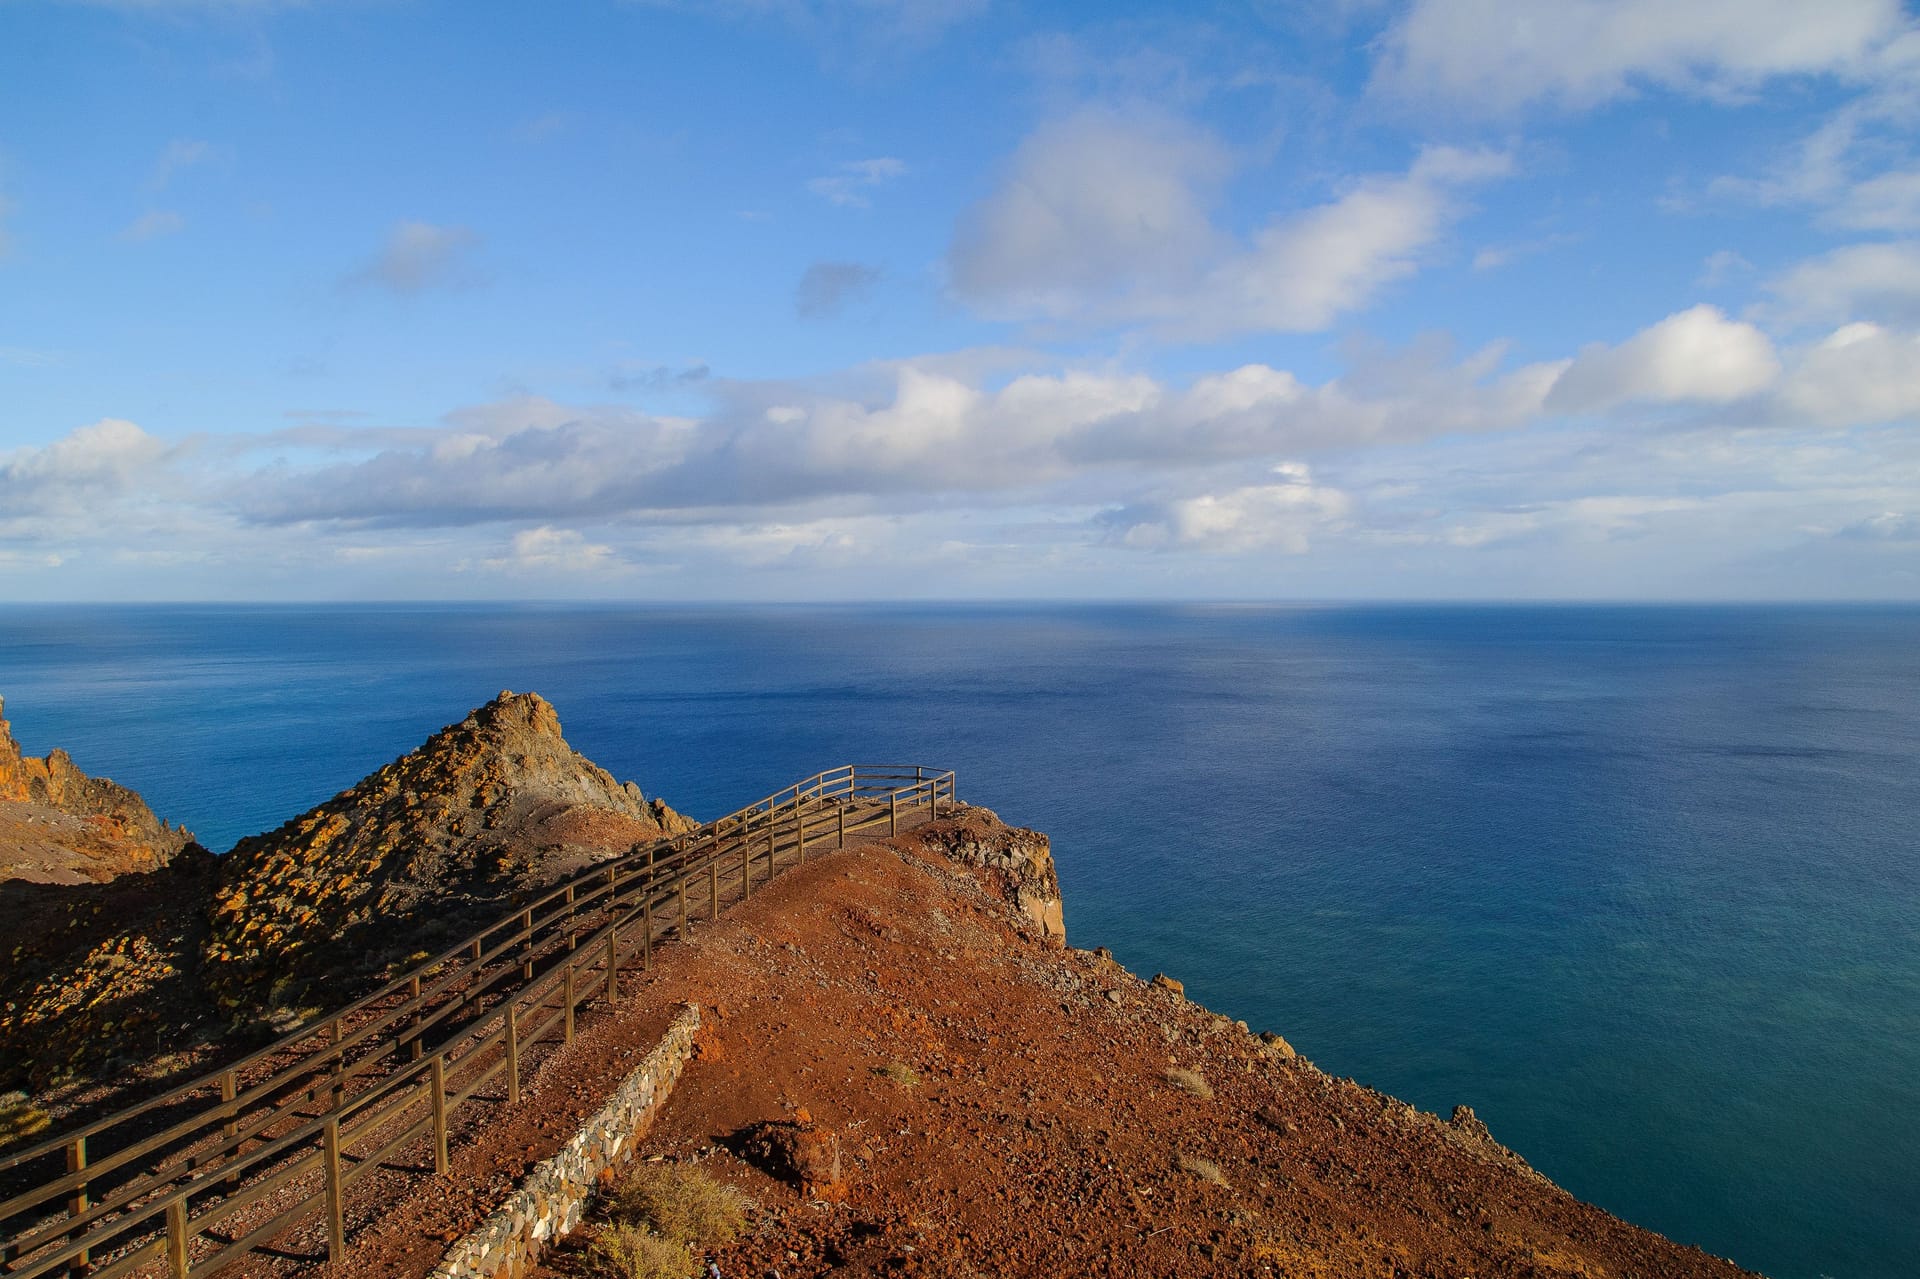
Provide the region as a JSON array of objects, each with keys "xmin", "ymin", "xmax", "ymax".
[
  {"xmin": 1547, "ymin": 305, "xmax": 1780, "ymax": 412},
  {"xmin": 1776, "ymin": 322, "xmax": 1920, "ymax": 427},
  {"xmin": 949, "ymin": 109, "xmax": 1509, "ymax": 338},
  {"xmin": 1110, "ymin": 464, "xmax": 1351, "ymax": 552},
  {"xmin": 0, "ymin": 419, "xmax": 171, "ymax": 519},
  {"xmin": 948, "ymin": 109, "xmax": 1231, "ymax": 317},
  {"xmin": 480, "ymin": 526, "xmax": 622, "ymax": 574},
  {"xmin": 1373, "ymin": 0, "xmax": 1908, "ymax": 114},
  {"xmin": 807, "ymin": 157, "xmax": 907, "ymax": 208},
  {"xmin": 1765, "ymin": 241, "xmax": 1920, "ymax": 326},
  {"xmin": 120, "ymin": 210, "xmax": 185, "ymax": 242},
  {"xmin": 345, "ymin": 221, "xmax": 483, "ymax": 295}
]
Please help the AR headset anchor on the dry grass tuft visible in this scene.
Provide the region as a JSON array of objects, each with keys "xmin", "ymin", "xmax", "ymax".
[
  {"xmin": 606, "ymin": 1162, "xmax": 751, "ymax": 1249},
  {"xmin": 874, "ymin": 1062, "xmax": 922, "ymax": 1090},
  {"xmin": 0, "ymin": 1093, "xmax": 51, "ymax": 1149},
  {"xmin": 583, "ymin": 1223, "xmax": 694, "ymax": 1279},
  {"xmin": 1179, "ymin": 1154, "xmax": 1228, "ymax": 1185},
  {"xmin": 1164, "ymin": 1067, "xmax": 1213, "ymax": 1099}
]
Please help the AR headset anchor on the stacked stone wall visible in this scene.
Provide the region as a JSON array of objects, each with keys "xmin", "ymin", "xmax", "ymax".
[{"xmin": 427, "ymin": 1003, "xmax": 703, "ymax": 1279}]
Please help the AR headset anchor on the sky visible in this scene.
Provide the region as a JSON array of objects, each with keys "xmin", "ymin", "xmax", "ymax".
[{"xmin": 3, "ymin": 0, "xmax": 1920, "ymax": 601}]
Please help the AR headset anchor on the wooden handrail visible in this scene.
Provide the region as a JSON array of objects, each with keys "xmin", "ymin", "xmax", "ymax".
[{"xmin": 0, "ymin": 765, "xmax": 954, "ymax": 1278}]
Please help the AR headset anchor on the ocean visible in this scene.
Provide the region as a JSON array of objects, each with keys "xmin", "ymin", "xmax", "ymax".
[{"xmin": 1, "ymin": 602, "xmax": 1915, "ymax": 1279}]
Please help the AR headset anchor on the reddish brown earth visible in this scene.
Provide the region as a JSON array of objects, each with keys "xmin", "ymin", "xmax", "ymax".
[
  {"xmin": 0, "ymin": 694, "xmax": 200, "ymax": 885},
  {"xmin": 342, "ymin": 808, "xmax": 1757, "ymax": 1279}
]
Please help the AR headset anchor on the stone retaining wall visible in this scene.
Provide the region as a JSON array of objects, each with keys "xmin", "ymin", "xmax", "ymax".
[{"xmin": 428, "ymin": 1003, "xmax": 703, "ymax": 1279}]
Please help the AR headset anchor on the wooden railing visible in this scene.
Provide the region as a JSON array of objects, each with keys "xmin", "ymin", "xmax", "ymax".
[{"xmin": 0, "ymin": 764, "xmax": 955, "ymax": 1279}]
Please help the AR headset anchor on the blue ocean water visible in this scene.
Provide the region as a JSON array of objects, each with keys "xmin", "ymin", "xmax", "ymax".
[{"xmin": 1, "ymin": 603, "xmax": 1916, "ymax": 1278}]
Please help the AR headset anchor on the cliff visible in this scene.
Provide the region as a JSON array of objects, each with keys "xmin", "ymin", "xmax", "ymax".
[
  {"xmin": 0, "ymin": 695, "xmax": 201, "ymax": 884},
  {"xmin": 0, "ymin": 691, "xmax": 695, "ymax": 1094}
]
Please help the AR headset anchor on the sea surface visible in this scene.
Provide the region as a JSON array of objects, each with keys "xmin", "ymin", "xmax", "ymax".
[{"xmin": 1, "ymin": 603, "xmax": 1916, "ymax": 1279}]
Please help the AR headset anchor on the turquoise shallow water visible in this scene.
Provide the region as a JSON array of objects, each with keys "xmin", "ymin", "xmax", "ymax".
[{"xmin": 1, "ymin": 603, "xmax": 1916, "ymax": 1278}]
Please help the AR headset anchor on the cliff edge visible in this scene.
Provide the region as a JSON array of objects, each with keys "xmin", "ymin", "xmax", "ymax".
[{"xmin": 0, "ymin": 695, "xmax": 201, "ymax": 884}]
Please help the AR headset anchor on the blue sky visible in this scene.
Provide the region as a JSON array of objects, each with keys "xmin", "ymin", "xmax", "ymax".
[{"xmin": 3, "ymin": 0, "xmax": 1920, "ymax": 600}]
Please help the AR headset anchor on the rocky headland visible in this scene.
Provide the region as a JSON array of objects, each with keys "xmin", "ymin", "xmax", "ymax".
[
  {"xmin": 0, "ymin": 692, "xmax": 692, "ymax": 1094},
  {"xmin": 0, "ymin": 693, "xmax": 1761, "ymax": 1277}
]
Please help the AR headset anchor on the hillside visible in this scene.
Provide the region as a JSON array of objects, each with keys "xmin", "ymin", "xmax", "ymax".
[
  {"xmin": 0, "ymin": 692, "xmax": 695, "ymax": 1095},
  {"xmin": 337, "ymin": 806, "xmax": 1757, "ymax": 1279}
]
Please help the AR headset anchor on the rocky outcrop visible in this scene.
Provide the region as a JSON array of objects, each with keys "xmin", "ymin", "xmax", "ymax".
[
  {"xmin": 910, "ymin": 805, "xmax": 1065, "ymax": 946},
  {"xmin": 2, "ymin": 692, "xmax": 694, "ymax": 1093},
  {"xmin": 0, "ymin": 695, "xmax": 200, "ymax": 884},
  {"xmin": 202, "ymin": 692, "xmax": 696, "ymax": 1010}
]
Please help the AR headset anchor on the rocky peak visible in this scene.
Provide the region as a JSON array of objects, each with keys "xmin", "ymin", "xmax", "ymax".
[
  {"xmin": 0, "ymin": 694, "xmax": 199, "ymax": 884},
  {"xmin": 202, "ymin": 691, "xmax": 695, "ymax": 1008}
]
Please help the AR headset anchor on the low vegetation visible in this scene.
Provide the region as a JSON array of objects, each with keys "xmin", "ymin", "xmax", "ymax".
[
  {"xmin": 585, "ymin": 1161, "xmax": 753, "ymax": 1279},
  {"xmin": 1178, "ymin": 1154, "xmax": 1228, "ymax": 1185},
  {"xmin": 873, "ymin": 1061, "xmax": 922, "ymax": 1090},
  {"xmin": 1165, "ymin": 1066, "xmax": 1213, "ymax": 1099}
]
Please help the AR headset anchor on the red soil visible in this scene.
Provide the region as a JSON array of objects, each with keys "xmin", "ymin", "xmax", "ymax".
[{"xmin": 344, "ymin": 813, "xmax": 1759, "ymax": 1279}]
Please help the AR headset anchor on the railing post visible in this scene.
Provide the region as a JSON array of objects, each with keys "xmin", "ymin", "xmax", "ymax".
[
  {"xmin": 505, "ymin": 1000, "xmax": 521, "ymax": 1105},
  {"xmin": 565, "ymin": 884, "xmax": 577, "ymax": 951},
  {"xmin": 429, "ymin": 1054, "xmax": 449, "ymax": 1174},
  {"xmin": 889, "ymin": 790, "xmax": 898, "ymax": 837},
  {"xmin": 520, "ymin": 909, "xmax": 534, "ymax": 981},
  {"xmin": 563, "ymin": 963, "xmax": 576, "ymax": 1043},
  {"xmin": 220, "ymin": 1067, "xmax": 240, "ymax": 1189},
  {"xmin": 329, "ymin": 1015, "xmax": 344, "ymax": 1109},
  {"xmin": 322, "ymin": 1114, "xmax": 346, "ymax": 1264},
  {"xmin": 797, "ymin": 803, "xmax": 807, "ymax": 863},
  {"xmin": 165, "ymin": 1195, "xmax": 189, "ymax": 1279},
  {"xmin": 469, "ymin": 938, "xmax": 482, "ymax": 963},
  {"xmin": 679, "ymin": 875, "xmax": 689, "ymax": 936},
  {"xmin": 408, "ymin": 974, "xmax": 422, "ymax": 1061},
  {"xmin": 642, "ymin": 897, "xmax": 653, "ymax": 969},
  {"xmin": 605, "ymin": 922, "xmax": 619, "ymax": 1003},
  {"xmin": 838, "ymin": 801, "xmax": 846, "ymax": 849},
  {"xmin": 742, "ymin": 836, "xmax": 751, "ymax": 898},
  {"xmin": 767, "ymin": 809, "xmax": 776, "ymax": 871},
  {"xmin": 709, "ymin": 860, "xmax": 719, "ymax": 920},
  {"xmin": 67, "ymin": 1136, "xmax": 88, "ymax": 1273}
]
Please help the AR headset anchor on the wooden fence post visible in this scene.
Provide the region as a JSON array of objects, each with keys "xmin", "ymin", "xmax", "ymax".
[
  {"xmin": 408, "ymin": 974, "xmax": 423, "ymax": 1061},
  {"xmin": 520, "ymin": 909, "xmax": 534, "ymax": 981},
  {"xmin": 67, "ymin": 1136, "xmax": 88, "ymax": 1272},
  {"xmin": 165, "ymin": 1196, "xmax": 189, "ymax": 1279},
  {"xmin": 742, "ymin": 837, "xmax": 751, "ymax": 898},
  {"xmin": 430, "ymin": 1055, "xmax": 449, "ymax": 1175},
  {"xmin": 889, "ymin": 790, "xmax": 898, "ymax": 837},
  {"xmin": 505, "ymin": 1001, "xmax": 520, "ymax": 1105},
  {"xmin": 642, "ymin": 898, "xmax": 653, "ymax": 970},
  {"xmin": 767, "ymin": 811, "xmax": 776, "ymax": 871},
  {"xmin": 563, "ymin": 963, "xmax": 576, "ymax": 1044},
  {"xmin": 709, "ymin": 860, "xmax": 719, "ymax": 920},
  {"xmin": 605, "ymin": 923, "xmax": 619, "ymax": 1003},
  {"xmin": 838, "ymin": 802, "xmax": 846, "ymax": 849},
  {"xmin": 679, "ymin": 876, "xmax": 688, "ymax": 936},
  {"xmin": 565, "ymin": 884, "xmax": 577, "ymax": 951},
  {"xmin": 797, "ymin": 804, "xmax": 807, "ymax": 863},
  {"xmin": 329, "ymin": 1015, "xmax": 345, "ymax": 1109},
  {"xmin": 322, "ymin": 1114, "xmax": 346, "ymax": 1264}
]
